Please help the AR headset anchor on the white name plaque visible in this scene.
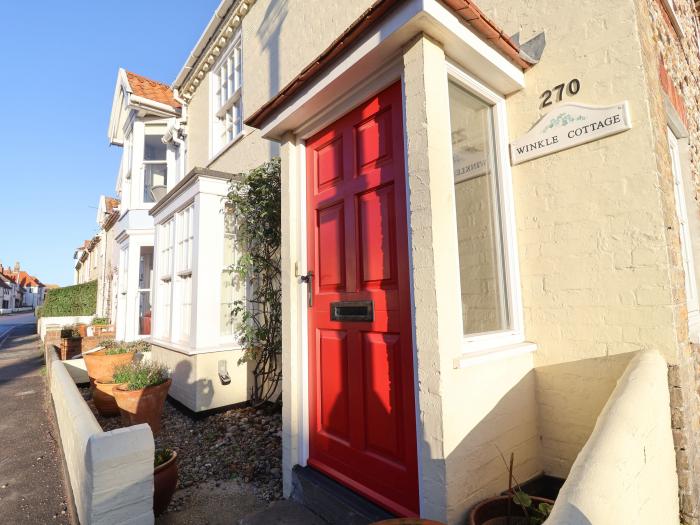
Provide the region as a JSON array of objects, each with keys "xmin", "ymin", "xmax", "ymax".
[{"xmin": 510, "ymin": 102, "xmax": 632, "ymax": 165}]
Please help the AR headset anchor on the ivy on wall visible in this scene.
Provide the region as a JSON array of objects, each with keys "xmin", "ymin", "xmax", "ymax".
[
  {"xmin": 37, "ymin": 280, "xmax": 97, "ymax": 318},
  {"xmin": 226, "ymin": 157, "xmax": 282, "ymax": 406}
]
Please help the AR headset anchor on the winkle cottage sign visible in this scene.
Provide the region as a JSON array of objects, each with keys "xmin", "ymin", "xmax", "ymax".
[{"xmin": 510, "ymin": 102, "xmax": 632, "ymax": 165}]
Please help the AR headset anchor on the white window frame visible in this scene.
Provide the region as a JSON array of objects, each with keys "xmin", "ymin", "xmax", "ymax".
[
  {"xmin": 446, "ymin": 61, "xmax": 524, "ymax": 354},
  {"xmin": 143, "ymin": 131, "xmax": 168, "ymax": 205},
  {"xmin": 667, "ymin": 127, "xmax": 700, "ymax": 340},
  {"xmin": 210, "ymin": 32, "xmax": 243, "ymax": 159},
  {"xmin": 158, "ymin": 219, "xmax": 175, "ymax": 339},
  {"xmin": 220, "ymin": 207, "xmax": 238, "ymax": 338},
  {"xmin": 177, "ymin": 205, "xmax": 194, "ymax": 276}
]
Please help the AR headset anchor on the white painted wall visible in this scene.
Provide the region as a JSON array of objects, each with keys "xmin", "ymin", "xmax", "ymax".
[
  {"xmin": 547, "ymin": 350, "xmax": 679, "ymax": 524},
  {"xmin": 46, "ymin": 347, "xmax": 154, "ymax": 525}
]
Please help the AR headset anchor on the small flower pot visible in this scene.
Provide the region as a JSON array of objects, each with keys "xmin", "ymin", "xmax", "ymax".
[
  {"xmin": 468, "ymin": 495, "xmax": 555, "ymax": 525},
  {"xmin": 83, "ymin": 350, "xmax": 136, "ymax": 381},
  {"xmin": 154, "ymin": 450, "xmax": 178, "ymax": 516},
  {"xmin": 113, "ymin": 379, "xmax": 171, "ymax": 435},
  {"xmin": 91, "ymin": 378, "xmax": 124, "ymax": 417},
  {"xmin": 75, "ymin": 323, "xmax": 88, "ymax": 337}
]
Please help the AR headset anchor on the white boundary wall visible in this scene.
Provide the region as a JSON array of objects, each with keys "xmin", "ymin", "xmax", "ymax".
[
  {"xmin": 38, "ymin": 315, "xmax": 95, "ymax": 340},
  {"xmin": 547, "ymin": 350, "xmax": 679, "ymax": 524},
  {"xmin": 47, "ymin": 347, "xmax": 154, "ymax": 524}
]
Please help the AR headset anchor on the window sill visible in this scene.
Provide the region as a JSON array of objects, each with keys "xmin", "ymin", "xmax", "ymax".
[
  {"xmin": 151, "ymin": 336, "xmax": 243, "ymax": 356},
  {"xmin": 453, "ymin": 341, "xmax": 537, "ymax": 369},
  {"xmin": 208, "ymin": 130, "xmax": 247, "ymax": 166}
]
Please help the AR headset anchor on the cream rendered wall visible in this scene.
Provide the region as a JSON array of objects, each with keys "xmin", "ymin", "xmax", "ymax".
[
  {"xmin": 547, "ymin": 351, "xmax": 679, "ymax": 525},
  {"xmin": 470, "ymin": 0, "xmax": 680, "ymax": 477},
  {"xmin": 185, "ymin": 0, "xmax": 376, "ymax": 173}
]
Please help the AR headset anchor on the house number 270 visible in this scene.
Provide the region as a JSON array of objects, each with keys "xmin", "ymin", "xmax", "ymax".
[{"xmin": 540, "ymin": 79, "xmax": 580, "ymax": 108}]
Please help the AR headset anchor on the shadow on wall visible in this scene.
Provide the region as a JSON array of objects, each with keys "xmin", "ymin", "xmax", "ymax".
[
  {"xmin": 172, "ymin": 360, "xmax": 214, "ymax": 410},
  {"xmin": 534, "ymin": 352, "xmax": 636, "ymax": 478},
  {"xmin": 257, "ymin": 0, "xmax": 287, "ymax": 159},
  {"xmin": 440, "ymin": 368, "xmax": 540, "ymax": 522}
]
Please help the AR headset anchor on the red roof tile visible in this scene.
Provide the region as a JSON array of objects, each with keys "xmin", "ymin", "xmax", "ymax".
[{"xmin": 126, "ymin": 71, "xmax": 180, "ymax": 109}]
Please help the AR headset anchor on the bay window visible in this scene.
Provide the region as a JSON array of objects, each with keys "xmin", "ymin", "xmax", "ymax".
[
  {"xmin": 447, "ymin": 66, "xmax": 522, "ymax": 350},
  {"xmin": 211, "ymin": 34, "xmax": 242, "ymax": 155}
]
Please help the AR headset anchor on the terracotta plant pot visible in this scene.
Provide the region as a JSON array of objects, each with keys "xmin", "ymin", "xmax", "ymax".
[
  {"xmin": 154, "ymin": 450, "xmax": 178, "ymax": 516},
  {"xmin": 469, "ymin": 495, "xmax": 555, "ymax": 525},
  {"xmin": 75, "ymin": 323, "xmax": 88, "ymax": 337},
  {"xmin": 113, "ymin": 379, "xmax": 171, "ymax": 435},
  {"xmin": 83, "ymin": 350, "xmax": 136, "ymax": 381},
  {"xmin": 91, "ymin": 378, "xmax": 124, "ymax": 417}
]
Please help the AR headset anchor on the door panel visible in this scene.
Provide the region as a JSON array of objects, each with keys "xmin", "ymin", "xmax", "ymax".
[{"xmin": 306, "ymin": 82, "xmax": 418, "ymax": 516}]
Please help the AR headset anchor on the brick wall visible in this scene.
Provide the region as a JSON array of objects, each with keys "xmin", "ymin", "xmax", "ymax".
[{"xmin": 638, "ymin": 0, "xmax": 700, "ymax": 522}]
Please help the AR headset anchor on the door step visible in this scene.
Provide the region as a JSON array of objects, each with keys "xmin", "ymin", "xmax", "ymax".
[{"xmin": 291, "ymin": 466, "xmax": 395, "ymax": 525}]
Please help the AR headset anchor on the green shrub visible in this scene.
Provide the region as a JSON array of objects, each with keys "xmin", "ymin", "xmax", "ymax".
[
  {"xmin": 104, "ymin": 346, "xmax": 132, "ymax": 356},
  {"xmin": 154, "ymin": 448, "xmax": 174, "ymax": 468},
  {"xmin": 92, "ymin": 317, "xmax": 109, "ymax": 325},
  {"xmin": 113, "ymin": 361, "xmax": 169, "ymax": 391},
  {"xmin": 101, "ymin": 339, "xmax": 150, "ymax": 354},
  {"xmin": 37, "ymin": 281, "xmax": 97, "ymax": 318}
]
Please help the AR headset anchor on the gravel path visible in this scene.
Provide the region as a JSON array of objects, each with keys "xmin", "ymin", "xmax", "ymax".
[{"xmin": 79, "ymin": 387, "xmax": 283, "ymax": 507}]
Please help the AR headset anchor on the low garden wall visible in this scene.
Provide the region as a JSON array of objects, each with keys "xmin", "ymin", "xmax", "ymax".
[
  {"xmin": 38, "ymin": 315, "xmax": 95, "ymax": 341},
  {"xmin": 46, "ymin": 346, "xmax": 155, "ymax": 524},
  {"xmin": 547, "ymin": 350, "xmax": 679, "ymax": 524}
]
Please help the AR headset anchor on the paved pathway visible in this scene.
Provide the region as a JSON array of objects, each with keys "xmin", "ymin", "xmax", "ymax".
[{"xmin": 0, "ymin": 312, "xmax": 76, "ymax": 524}]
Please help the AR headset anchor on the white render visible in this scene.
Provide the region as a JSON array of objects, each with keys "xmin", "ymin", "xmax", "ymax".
[
  {"xmin": 46, "ymin": 347, "xmax": 154, "ymax": 525},
  {"xmin": 547, "ymin": 350, "xmax": 679, "ymax": 524}
]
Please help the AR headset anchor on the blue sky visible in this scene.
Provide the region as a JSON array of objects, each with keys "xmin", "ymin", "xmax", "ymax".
[{"xmin": 0, "ymin": 1, "xmax": 220, "ymax": 286}]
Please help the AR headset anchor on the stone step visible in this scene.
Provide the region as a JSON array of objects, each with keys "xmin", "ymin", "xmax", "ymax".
[
  {"xmin": 290, "ymin": 466, "xmax": 394, "ymax": 525},
  {"xmin": 239, "ymin": 500, "xmax": 327, "ymax": 525}
]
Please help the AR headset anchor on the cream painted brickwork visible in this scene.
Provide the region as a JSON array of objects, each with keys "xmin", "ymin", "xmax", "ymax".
[
  {"xmin": 184, "ymin": 0, "xmax": 375, "ymax": 173},
  {"xmin": 402, "ymin": 35, "xmax": 541, "ymax": 523},
  {"xmin": 473, "ymin": 0, "xmax": 689, "ymax": 481}
]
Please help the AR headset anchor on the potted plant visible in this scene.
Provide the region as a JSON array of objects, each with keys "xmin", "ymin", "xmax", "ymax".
[
  {"xmin": 83, "ymin": 341, "xmax": 137, "ymax": 382},
  {"xmin": 74, "ymin": 323, "xmax": 88, "ymax": 338},
  {"xmin": 91, "ymin": 377, "xmax": 124, "ymax": 417},
  {"xmin": 112, "ymin": 361, "xmax": 171, "ymax": 434},
  {"xmin": 469, "ymin": 452, "xmax": 554, "ymax": 525},
  {"xmin": 154, "ymin": 448, "xmax": 178, "ymax": 516},
  {"xmin": 88, "ymin": 317, "xmax": 112, "ymax": 336}
]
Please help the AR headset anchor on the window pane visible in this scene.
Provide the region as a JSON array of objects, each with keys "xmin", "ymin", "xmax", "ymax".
[
  {"xmin": 144, "ymin": 134, "xmax": 166, "ymax": 161},
  {"xmin": 449, "ymin": 81, "xmax": 509, "ymax": 335},
  {"xmin": 144, "ymin": 163, "xmax": 167, "ymax": 202}
]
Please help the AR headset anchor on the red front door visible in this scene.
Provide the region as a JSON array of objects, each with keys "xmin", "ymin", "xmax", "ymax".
[{"xmin": 306, "ymin": 82, "xmax": 418, "ymax": 516}]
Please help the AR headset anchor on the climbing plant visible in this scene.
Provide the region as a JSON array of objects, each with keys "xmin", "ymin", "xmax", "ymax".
[{"xmin": 226, "ymin": 157, "xmax": 282, "ymax": 406}]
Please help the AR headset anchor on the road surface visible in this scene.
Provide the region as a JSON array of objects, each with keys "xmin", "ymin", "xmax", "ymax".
[{"xmin": 0, "ymin": 311, "xmax": 76, "ymax": 524}]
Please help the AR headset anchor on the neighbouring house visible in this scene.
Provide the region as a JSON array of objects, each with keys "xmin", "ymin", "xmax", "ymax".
[
  {"xmin": 95, "ymin": 196, "xmax": 120, "ymax": 322},
  {"xmin": 106, "ymin": 68, "xmax": 181, "ymax": 342},
  {"xmin": 0, "ymin": 273, "xmax": 15, "ymax": 313},
  {"xmin": 73, "ymin": 240, "xmax": 91, "ymax": 285},
  {"xmin": 0, "ymin": 262, "xmax": 46, "ymax": 310},
  {"xmin": 165, "ymin": 0, "xmax": 700, "ymax": 523}
]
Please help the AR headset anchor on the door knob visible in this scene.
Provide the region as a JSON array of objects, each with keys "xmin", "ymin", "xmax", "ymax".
[{"xmin": 300, "ymin": 271, "xmax": 313, "ymax": 307}]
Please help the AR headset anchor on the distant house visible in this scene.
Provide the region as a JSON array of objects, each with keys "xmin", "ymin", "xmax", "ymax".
[
  {"xmin": 107, "ymin": 69, "xmax": 181, "ymax": 341},
  {"xmin": 0, "ymin": 261, "xmax": 45, "ymax": 310}
]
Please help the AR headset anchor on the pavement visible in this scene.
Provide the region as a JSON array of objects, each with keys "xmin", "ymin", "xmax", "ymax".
[{"xmin": 0, "ymin": 312, "xmax": 76, "ymax": 525}]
